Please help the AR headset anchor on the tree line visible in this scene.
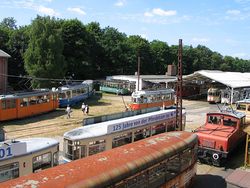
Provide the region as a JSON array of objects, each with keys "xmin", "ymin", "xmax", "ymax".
[{"xmin": 0, "ymin": 16, "xmax": 250, "ymax": 89}]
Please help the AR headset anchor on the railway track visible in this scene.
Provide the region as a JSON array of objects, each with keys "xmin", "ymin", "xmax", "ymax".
[{"xmin": 5, "ymin": 118, "xmax": 82, "ymax": 139}]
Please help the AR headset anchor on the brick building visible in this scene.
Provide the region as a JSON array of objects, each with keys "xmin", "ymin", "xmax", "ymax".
[{"xmin": 0, "ymin": 49, "xmax": 11, "ymax": 94}]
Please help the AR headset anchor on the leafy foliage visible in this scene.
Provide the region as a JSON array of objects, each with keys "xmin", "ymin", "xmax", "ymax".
[{"xmin": 0, "ymin": 16, "xmax": 250, "ymax": 90}]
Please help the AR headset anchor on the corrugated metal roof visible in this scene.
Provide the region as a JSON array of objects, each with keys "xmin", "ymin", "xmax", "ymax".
[
  {"xmin": 184, "ymin": 70, "xmax": 250, "ymax": 89},
  {"xmin": 0, "ymin": 49, "xmax": 11, "ymax": 58}
]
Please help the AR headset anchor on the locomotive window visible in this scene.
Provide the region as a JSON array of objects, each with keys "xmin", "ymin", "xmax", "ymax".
[
  {"xmin": 0, "ymin": 162, "xmax": 19, "ymax": 183},
  {"xmin": 223, "ymin": 119, "xmax": 237, "ymax": 126}
]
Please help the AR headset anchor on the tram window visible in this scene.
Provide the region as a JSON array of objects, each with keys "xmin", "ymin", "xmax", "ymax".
[
  {"xmin": 134, "ymin": 128, "xmax": 150, "ymax": 142},
  {"xmin": 166, "ymin": 155, "xmax": 181, "ymax": 179},
  {"xmin": 152, "ymin": 124, "xmax": 166, "ymax": 136},
  {"xmin": 1, "ymin": 99, "xmax": 16, "ymax": 110},
  {"xmin": 89, "ymin": 140, "xmax": 106, "ymax": 156},
  {"xmin": 0, "ymin": 162, "xmax": 19, "ymax": 183},
  {"xmin": 66, "ymin": 91, "xmax": 71, "ymax": 98},
  {"xmin": 20, "ymin": 98, "xmax": 29, "ymax": 107},
  {"xmin": 148, "ymin": 163, "xmax": 166, "ymax": 186},
  {"xmin": 29, "ymin": 96, "xmax": 38, "ymax": 105},
  {"xmin": 237, "ymin": 104, "xmax": 246, "ymax": 111},
  {"xmin": 53, "ymin": 151, "xmax": 59, "ymax": 166},
  {"xmin": 58, "ymin": 92, "xmax": 66, "ymax": 99},
  {"xmin": 72, "ymin": 90, "xmax": 77, "ymax": 97},
  {"xmin": 112, "ymin": 132, "xmax": 132, "ymax": 148},
  {"xmin": 181, "ymin": 149, "xmax": 192, "ymax": 171},
  {"xmin": 33, "ymin": 152, "xmax": 52, "ymax": 172},
  {"xmin": 248, "ymin": 106, "xmax": 250, "ymax": 112}
]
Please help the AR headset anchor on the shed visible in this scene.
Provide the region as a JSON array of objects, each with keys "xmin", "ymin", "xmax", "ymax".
[{"xmin": 183, "ymin": 70, "xmax": 250, "ymax": 103}]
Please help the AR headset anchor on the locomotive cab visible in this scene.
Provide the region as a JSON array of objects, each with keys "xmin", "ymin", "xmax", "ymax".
[{"xmin": 195, "ymin": 111, "xmax": 246, "ymax": 166}]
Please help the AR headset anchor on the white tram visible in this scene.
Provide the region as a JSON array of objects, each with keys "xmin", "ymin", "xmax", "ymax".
[
  {"xmin": 0, "ymin": 138, "xmax": 59, "ymax": 183},
  {"xmin": 63, "ymin": 109, "xmax": 186, "ymax": 162}
]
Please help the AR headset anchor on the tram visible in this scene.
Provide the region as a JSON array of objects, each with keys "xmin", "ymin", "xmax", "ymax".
[
  {"xmin": 207, "ymin": 87, "xmax": 221, "ymax": 103},
  {"xmin": 0, "ymin": 138, "xmax": 59, "ymax": 183},
  {"xmin": 63, "ymin": 109, "xmax": 186, "ymax": 162},
  {"xmin": 129, "ymin": 89, "xmax": 175, "ymax": 110},
  {"xmin": 100, "ymin": 80, "xmax": 134, "ymax": 95},
  {"xmin": 0, "ymin": 89, "xmax": 58, "ymax": 121},
  {"xmin": 236, "ymin": 99, "xmax": 250, "ymax": 119},
  {"xmin": 221, "ymin": 89, "xmax": 241, "ymax": 104},
  {"xmin": 57, "ymin": 80, "xmax": 93, "ymax": 107},
  {"xmin": 0, "ymin": 131, "xmax": 198, "ymax": 188}
]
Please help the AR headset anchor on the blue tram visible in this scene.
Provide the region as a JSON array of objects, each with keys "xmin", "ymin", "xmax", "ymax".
[{"xmin": 57, "ymin": 80, "xmax": 93, "ymax": 107}]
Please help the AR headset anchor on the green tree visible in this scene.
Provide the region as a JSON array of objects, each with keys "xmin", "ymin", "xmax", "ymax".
[
  {"xmin": 61, "ymin": 19, "xmax": 92, "ymax": 79},
  {"xmin": 150, "ymin": 40, "xmax": 171, "ymax": 74},
  {"xmin": 24, "ymin": 16, "xmax": 66, "ymax": 88}
]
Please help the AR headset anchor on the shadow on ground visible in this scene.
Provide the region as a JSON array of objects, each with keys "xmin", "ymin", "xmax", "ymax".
[{"xmin": 192, "ymin": 174, "xmax": 227, "ymax": 188}]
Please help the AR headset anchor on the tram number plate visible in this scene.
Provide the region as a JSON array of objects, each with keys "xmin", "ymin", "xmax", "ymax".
[{"xmin": 0, "ymin": 147, "xmax": 13, "ymax": 159}]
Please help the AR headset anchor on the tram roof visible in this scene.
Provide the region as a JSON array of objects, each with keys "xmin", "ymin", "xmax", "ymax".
[
  {"xmin": 57, "ymin": 82, "xmax": 89, "ymax": 91},
  {"xmin": 64, "ymin": 109, "xmax": 181, "ymax": 141},
  {"xmin": 183, "ymin": 70, "xmax": 250, "ymax": 89},
  {"xmin": 0, "ymin": 89, "xmax": 55, "ymax": 99},
  {"xmin": 0, "ymin": 138, "xmax": 59, "ymax": 161},
  {"xmin": 132, "ymin": 88, "xmax": 175, "ymax": 96}
]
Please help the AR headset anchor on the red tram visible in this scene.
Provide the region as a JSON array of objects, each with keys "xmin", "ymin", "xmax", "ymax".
[
  {"xmin": 194, "ymin": 110, "xmax": 247, "ymax": 166},
  {"xmin": 0, "ymin": 131, "xmax": 198, "ymax": 188},
  {"xmin": 0, "ymin": 90, "xmax": 58, "ymax": 121}
]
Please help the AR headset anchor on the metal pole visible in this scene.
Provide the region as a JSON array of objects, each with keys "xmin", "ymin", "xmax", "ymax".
[
  {"xmin": 176, "ymin": 39, "xmax": 183, "ymax": 131},
  {"xmin": 137, "ymin": 55, "xmax": 140, "ymax": 91}
]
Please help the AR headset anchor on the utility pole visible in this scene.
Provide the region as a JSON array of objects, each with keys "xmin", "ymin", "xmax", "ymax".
[
  {"xmin": 137, "ymin": 55, "xmax": 140, "ymax": 91},
  {"xmin": 176, "ymin": 39, "xmax": 183, "ymax": 131}
]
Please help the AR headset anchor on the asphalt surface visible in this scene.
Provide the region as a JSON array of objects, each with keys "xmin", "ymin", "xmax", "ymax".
[{"xmin": 183, "ymin": 100, "xmax": 246, "ymax": 188}]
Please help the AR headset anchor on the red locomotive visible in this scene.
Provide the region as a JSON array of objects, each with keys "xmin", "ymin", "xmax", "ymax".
[{"xmin": 194, "ymin": 109, "xmax": 247, "ymax": 166}]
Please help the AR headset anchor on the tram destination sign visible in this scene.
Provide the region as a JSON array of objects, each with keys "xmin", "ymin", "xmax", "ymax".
[{"xmin": 108, "ymin": 110, "xmax": 176, "ymax": 134}]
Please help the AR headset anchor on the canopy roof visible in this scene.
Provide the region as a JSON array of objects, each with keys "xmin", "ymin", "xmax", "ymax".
[{"xmin": 183, "ymin": 70, "xmax": 250, "ymax": 89}]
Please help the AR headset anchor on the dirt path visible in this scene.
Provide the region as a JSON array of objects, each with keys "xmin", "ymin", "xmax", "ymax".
[{"xmin": 2, "ymin": 93, "xmax": 130, "ymax": 139}]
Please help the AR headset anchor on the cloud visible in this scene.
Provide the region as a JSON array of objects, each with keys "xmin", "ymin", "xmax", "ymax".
[
  {"xmin": 192, "ymin": 37, "xmax": 210, "ymax": 43},
  {"xmin": 144, "ymin": 8, "xmax": 177, "ymax": 18},
  {"xmin": 67, "ymin": 7, "xmax": 86, "ymax": 15},
  {"xmin": 7, "ymin": 0, "xmax": 60, "ymax": 16},
  {"xmin": 226, "ymin": 9, "xmax": 241, "ymax": 15},
  {"xmin": 232, "ymin": 52, "xmax": 247, "ymax": 58},
  {"xmin": 37, "ymin": 5, "xmax": 59, "ymax": 16},
  {"xmin": 114, "ymin": 0, "xmax": 126, "ymax": 7}
]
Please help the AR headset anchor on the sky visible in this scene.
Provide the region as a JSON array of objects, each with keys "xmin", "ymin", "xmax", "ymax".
[{"xmin": 0, "ymin": 0, "xmax": 250, "ymax": 60}]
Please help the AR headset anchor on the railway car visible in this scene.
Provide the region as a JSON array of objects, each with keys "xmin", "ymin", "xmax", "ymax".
[
  {"xmin": 194, "ymin": 109, "xmax": 247, "ymax": 166},
  {"xmin": 0, "ymin": 89, "xmax": 58, "ymax": 121},
  {"xmin": 0, "ymin": 131, "xmax": 198, "ymax": 188},
  {"xmin": 129, "ymin": 89, "xmax": 175, "ymax": 110},
  {"xmin": 63, "ymin": 108, "xmax": 186, "ymax": 162},
  {"xmin": 57, "ymin": 80, "xmax": 93, "ymax": 107},
  {"xmin": 0, "ymin": 138, "xmax": 59, "ymax": 183},
  {"xmin": 207, "ymin": 87, "xmax": 221, "ymax": 103},
  {"xmin": 99, "ymin": 80, "xmax": 133, "ymax": 95}
]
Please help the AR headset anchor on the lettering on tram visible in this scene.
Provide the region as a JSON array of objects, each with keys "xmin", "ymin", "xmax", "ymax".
[{"xmin": 63, "ymin": 109, "xmax": 184, "ymax": 162}]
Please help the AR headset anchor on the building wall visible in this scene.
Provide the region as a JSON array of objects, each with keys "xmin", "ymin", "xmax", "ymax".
[{"xmin": 0, "ymin": 57, "xmax": 7, "ymax": 94}]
